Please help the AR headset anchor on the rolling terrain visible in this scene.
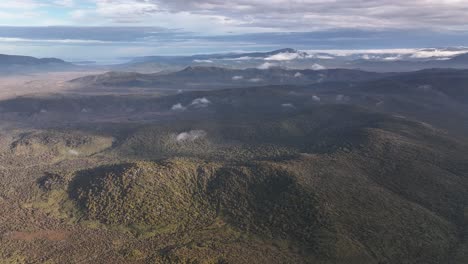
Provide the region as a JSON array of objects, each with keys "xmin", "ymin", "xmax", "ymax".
[
  {"xmin": 0, "ymin": 65, "xmax": 467, "ymax": 263},
  {"xmin": 0, "ymin": 54, "xmax": 81, "ymax": 75},
  {"xmin": 69, "ymin": 66, "xmax": 393, "ymax": 92}
]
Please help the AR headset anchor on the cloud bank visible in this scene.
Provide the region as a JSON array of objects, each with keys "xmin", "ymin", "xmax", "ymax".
[{"xmin": 2, "ymin": 1, "xmax": 468, "ymax": 60}]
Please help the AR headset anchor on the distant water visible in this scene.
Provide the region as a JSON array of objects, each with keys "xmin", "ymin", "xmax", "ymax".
[{"xmin": 69, "ymin": 58, "xmax": 131, "ymax": 66}]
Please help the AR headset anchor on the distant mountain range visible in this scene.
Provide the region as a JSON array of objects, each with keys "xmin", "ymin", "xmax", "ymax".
[
  {"xmin": 111, "ymin": 47, "xmax": 468, "ymax": 73},
  {"xmin": 3, "ymin": 47, "xmax": 468, "ymax": 75},
  {"xmin": 0, "ymin": 54, "xmax": 67, "ymax": 66},
  {"xmin": 70, "ymin": 66, "xmax": 393, "ymax": 90},
  {"xmin": 0, "ymin": 54, "xmax": 78, "ymax": 74}
]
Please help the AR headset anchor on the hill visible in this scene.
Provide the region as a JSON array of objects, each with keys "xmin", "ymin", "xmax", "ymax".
[
  {"xmin": 0, "ymin": 54, "xmax": 75, "ymax": 74},
  {"xmin": 69, "ymin": 66, "xmax": 391, "ymax": 90},
  {"xmin": 22, "ymin": 103, "xmax": 468, "ymax": 263},
  {"xmin": 0, "ymin": 54, "xmax": 66, "ymax": 66},
  {"xmin": 1, "ymin": 67, "xmax": 468, "ymax": 263}
]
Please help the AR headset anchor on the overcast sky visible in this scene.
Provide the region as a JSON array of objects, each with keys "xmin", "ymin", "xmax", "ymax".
[{"xmin": 1, "ymin": 0, "xmax": 468, "ymax": 61}]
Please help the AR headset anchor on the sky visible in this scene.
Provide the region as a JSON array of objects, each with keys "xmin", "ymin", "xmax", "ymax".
[{"xmin": 1, "ymin": 0, "xmax": 468, "ymax": 62}]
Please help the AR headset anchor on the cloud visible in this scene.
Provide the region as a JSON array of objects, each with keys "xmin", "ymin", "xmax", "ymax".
[
  {"xmin": 305, "ymin": 48, "xmax": 468, "ymax": 59},
  {"xmin": 175, "ymin": 130, "xmax": 207, "ymax": 142},
  {"xmin": 409, "ymin": 49, "xmax": 468, "ymax": 58},
  {"xmin": 0, "ymin": 26, "xmax": 171, "ymax": 42},
  {"xmin": 281, "ymin": 103, "xmax": 295, "ymax": 108},
  {"xmin": 335, "ymin": 94, "xmax": 350, "ymax": 102},
  {"xmin": 74, "ymin": 0, "xmax": 160, "ymax": 23},
  {"xmin": 8, "ymin": 1, "xmax": 468, "ymax": 32},
  {"xmin": 311, "ymin": 63, "xmax": 325, "ymax": 70},
  {"xmin": 312, "ymin": 95, "xmax": 321, "ymax": 102},
  {"xmin": 221, "ymin": 56, "xmax": 255, "ymax": 61},
  {"xmin": 248, "ymin": 78, "xmax": 263, "ymax": 82},
  {"xmin": 232, "ymin": 75, "xmax": 244, "ymax": 80},
  {"xmin": 2, "ymin": 25, "xmax": 468, "ymax": 61},
  {"xmin": 171, "ymin": 103, "xmax": 187, "ymax": 111},
  {"xmin": 257, "ymin": 62, "xmax": 277, "ymax": 69},
  {"xmin": 190, "ymin": 97, "xmax": 211, "ymax": 108},
  {"xmin": 193, "ymin": 59, "xmax": 213, "ymax": 63},
  {"xmin": 0, "ymin": 0, "xmax": 42, "ymax": 10},
  {"xmin": 383, "ymin": 56, "xmax": 401, "ymax": 61},
  {"xmin": 265, "ymin": 51, "xmax": 305, "ymax": 61},
  {"xmin": 294, "ymin": 72, "xmax": 303, "ymax": 78},
  {"xmin": 152, "ymin": 0, "xmax": 468, "ymax": 31},
  {"xmin": 0, "ymin": 37, "xmax": 113, "ymax": 44},
  {"xmin": 53, "ymin": 0, "xmax": 75, "ymax": 7}
]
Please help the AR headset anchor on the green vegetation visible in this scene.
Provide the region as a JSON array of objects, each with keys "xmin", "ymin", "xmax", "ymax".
[
  {"xmin": 70, "ymin": 159, "xmax": 219, "ymax": 230},
  {"xmin": 1, "ymin": 70, "xmax": 468, "ymax": 263}
]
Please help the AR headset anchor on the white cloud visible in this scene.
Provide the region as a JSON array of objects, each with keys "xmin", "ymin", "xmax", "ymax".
[
  {"xmin": 0, "ymin": 0, "xmax": 41, "ymax": 9},
  {"xmin": 314, "ymin": 55, "xmax": 334, "ymax": 59},
  {"xmin": 383, "ymin": 56, "xmax": 401, "ymax": 61},
  {"xmin": 294, "ymin": 72, "xmax": 303, "ymax": 78},
  {"xmin": 3, "ymin": 0, "xmax": 468, "ymax": 33},
  {"xmin": 171, "ymin": 103, "xmax": 187, "ymax": 111},
  {"xmin": 311, "ymin": 63, "xmax": 325, "ymax": 70},
  {"xmin": 175, "ymin": 130, "xmax": 207, "ymax": 142},
  {"xmin": 304, "ymin": 48, "xmax": 468, "ymax": 60},
  {"xmin": 0, "ymin": 37, "xmax": 112, "ymax": 44},
  {"xmin": 281, "ymin": 103, "xmax": 295, "ymax": 108},
  {"xmin": 257, "ymin": 62, "xmax": 277, "ymax": 69},
  {"xmin": 53, "ymin": 0, "xmax": 74, "ymax": 7},
  {"xmin": 248, "ymin": 78, "xmax": 263, "ymax": 82},
  {"xmin": 222, "ymin": 56, "xmax": 255, "ymax": 61},
  {"xmin": 190, "ymin": 97, "xmax": 211, "ymax": 108},
  {"xmin": 265, "ymin": 51, "xmax": 305, "ymax": 61},
  {"xmin": 312, "ymin": 95, "xmax": 321, "ymax": 102},
  {"xmin": 232, "ymin": 75, "xmax": 244, "ymax": 80},
  {"xmin": 193, "ymin": 59, "xmax": 213, "ymax": 63},
  {"xmin": 95, "ymin": 0, "xmax": 160, "ymax": 18},
  {"xmin": 136, "ymin": 0, "xmax": 468, "ymax": 31},
  {"xmin": 410, "ymin": 49, "xmax": 468, "ymax": 58}
]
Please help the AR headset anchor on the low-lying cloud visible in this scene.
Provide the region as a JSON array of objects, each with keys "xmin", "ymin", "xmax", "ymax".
[
  {"xmin": 265, "ymin": 51, "xmax": 307, "ymax": 61},
  {"xmin": 190, "ymin": 97, "xmax": 211, "ymax": 108},
  {"xmin": 281, "ymin": 103, "xmax": 295, "ymax": 108},
  {"xmin": 248, "ymin": 78, "xmax": 263, "ymax": 82},
  {"xmin": 311, "ymin": 63, "xmax": 326, "ymax": 70},
  {"xmin": 257, "ymin": 62, "xmax": 278, "ymax": 69},
  {"xmin": 193, "ymin": 59, "xmax": 213, "ymax": 63},
  {"xmin": 171, "ymin": 103, "xmax": 187, "ymax": 111},
  {"xmin": 175, "ymin": 130, "xmax": 207, "ymax": 142}
]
